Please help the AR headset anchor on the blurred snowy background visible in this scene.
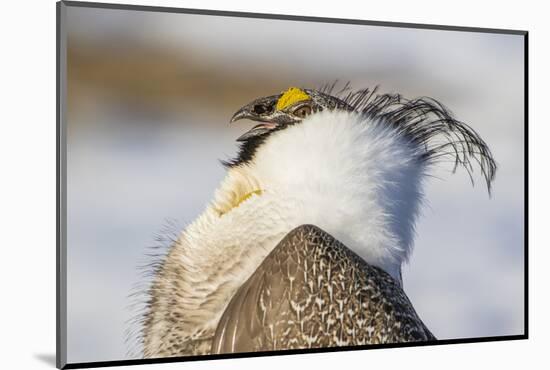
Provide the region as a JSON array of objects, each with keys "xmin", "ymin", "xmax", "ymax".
[{"xmin": 65, "ymin": 5, "xmax": 525, "ymax": 363}]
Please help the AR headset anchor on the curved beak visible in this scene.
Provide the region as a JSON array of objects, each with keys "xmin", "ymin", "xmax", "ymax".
[
  {"xmin": 230, "ymin": 106, "xmax": 268, "ymax": 124},
  {"xmin": 229, "ymin": 94, "xmax": 280, "ymax": 123},
  {"xmin": 230, "ymin": 94, "xmax": 282, "ymax": 141},
  {"xmin": 229, "ymin": 108, "xmax": 252, "ymax": 124}
]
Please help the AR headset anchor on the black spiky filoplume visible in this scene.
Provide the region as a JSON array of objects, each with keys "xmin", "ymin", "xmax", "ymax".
[{"xmin": 227, "ymin": 85, "xmax": 496, "ymax": 193}]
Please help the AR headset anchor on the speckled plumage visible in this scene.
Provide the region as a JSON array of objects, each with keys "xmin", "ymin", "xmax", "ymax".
[{"xmin": 212, "ymin": 224, "xmax": 435, "ymax": 353}]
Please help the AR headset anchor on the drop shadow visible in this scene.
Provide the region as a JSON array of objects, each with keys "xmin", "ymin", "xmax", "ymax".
[{"xmin": 34, "ymin": 353, "xmax": 56, "ymax": 367}]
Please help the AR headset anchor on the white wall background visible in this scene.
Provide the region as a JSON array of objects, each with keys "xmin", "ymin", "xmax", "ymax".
[{"xmin": 0, "ymin": 0, "xmax": 546, "ymax": 369}]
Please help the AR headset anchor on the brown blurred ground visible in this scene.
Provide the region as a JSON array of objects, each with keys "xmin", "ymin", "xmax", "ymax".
[{"xmin": 67, "ymin": 40, "xmax": 288, "ymax": 121}]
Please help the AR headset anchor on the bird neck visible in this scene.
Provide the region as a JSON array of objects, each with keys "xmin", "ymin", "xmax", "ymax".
[{"xmin": 235, "ymin": 110, "xmax": 426, "ymax": 281}]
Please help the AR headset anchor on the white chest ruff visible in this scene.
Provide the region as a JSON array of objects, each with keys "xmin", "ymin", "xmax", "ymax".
[
  {"xmin": 186, "ymin": 110, "xmax": 424, "ymax": 289},
  {"xmin": 144, "ymin": 110, "xmax": 426, "ymax": 355}
]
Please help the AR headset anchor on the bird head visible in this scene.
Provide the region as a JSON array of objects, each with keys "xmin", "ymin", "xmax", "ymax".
[
  {"xmin": 230, "ymin": 87, "xmax": 353, "ymax": 142},
  {"xmin": 227, "ymin": 85, "xmax": 496, "ymax": 197}
]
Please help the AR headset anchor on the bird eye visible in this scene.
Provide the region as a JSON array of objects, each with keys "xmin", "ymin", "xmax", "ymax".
[
  {"xmin": 253, "ymin": 104, "xmax": 268, "ymax": 114},
  {"xmin": 293, "ymin": 105, "xmax": 312, "ymax": 118}
]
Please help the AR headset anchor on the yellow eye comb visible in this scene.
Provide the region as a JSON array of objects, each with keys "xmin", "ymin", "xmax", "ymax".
[{"xmin": 276, "ymin": 87, "xmax": 311, "ymax": 111}]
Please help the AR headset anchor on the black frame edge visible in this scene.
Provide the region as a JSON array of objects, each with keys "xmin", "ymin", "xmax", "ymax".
[
  {"xmin": 57, "ymin": 1, "xmax": 68, "ymax": 369},
  {"xmin": 62, "ymin": 335, "xmax": 527, "ymax": 369},
  {"xmin": 61, "ymin": 0, "xmax": 527, "ymax": 35},
  {"xmin": 57, "ymin": 1, "xmax": 530, "ymax": 369},
  {"xmin": 523, "ymin": 31, "xmax": 529, "ymax": 339}
]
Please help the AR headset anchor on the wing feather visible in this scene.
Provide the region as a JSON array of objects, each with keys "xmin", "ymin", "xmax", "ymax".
[{"xmin": 212, "ymin": 224, "xmax": 435, "ymax": 354}]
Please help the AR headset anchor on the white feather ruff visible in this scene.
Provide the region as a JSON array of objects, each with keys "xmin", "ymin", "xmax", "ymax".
[
  {"xmin": 143, "ymin": 110, "xmax": 428, "ymax": 351},
  {"xmin": 183, "ymin": 110, "xmax": 425, "ymax": 288}
]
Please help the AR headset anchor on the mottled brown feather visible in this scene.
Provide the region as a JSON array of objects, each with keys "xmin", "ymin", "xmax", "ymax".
[{"xmin": 212, "ymin": 224, "xmax": 435, "ymax": 354}]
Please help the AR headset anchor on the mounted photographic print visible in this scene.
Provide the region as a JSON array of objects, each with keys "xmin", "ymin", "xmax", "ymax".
[{"xmin": 56, "ymin": 1, "xmax": 528, "ymax": 368}]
